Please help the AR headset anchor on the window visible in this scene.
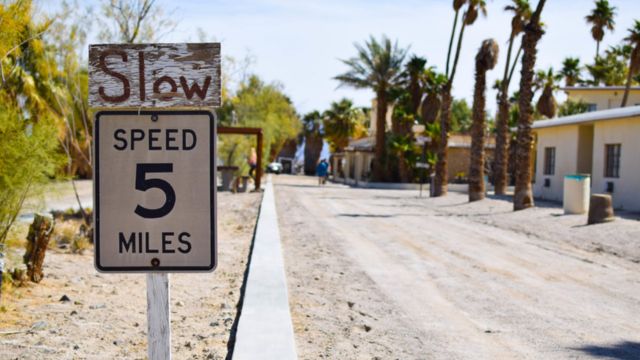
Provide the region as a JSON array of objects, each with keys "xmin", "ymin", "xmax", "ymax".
[
  {"xmin": 605, "ymin": 144, "xmax": 621, "ymax": 178},
  {"xmin": 543, "ymin": 147, "xmax": 556, "ymax": 175},
  {"xmin": 587, "ymin": 103, "xmax": 597, "ymax": 112}
]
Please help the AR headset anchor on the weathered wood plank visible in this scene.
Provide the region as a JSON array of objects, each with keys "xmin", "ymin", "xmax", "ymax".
[
  {"xmin": 89, "ymin": 43, "xmax": 221, "ymax": 108},
  {"xmin": 147, "ymin": 273, "xmax": 171, "ymax": 360}
]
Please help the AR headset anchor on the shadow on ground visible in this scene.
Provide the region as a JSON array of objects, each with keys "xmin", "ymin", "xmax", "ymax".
[{"xmin": 571, "ymin": 341, "xmax": 640, "ymax": 360}]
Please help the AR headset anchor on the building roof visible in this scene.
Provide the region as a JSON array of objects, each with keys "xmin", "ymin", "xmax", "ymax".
[
  {"xmin": 345, "ymin": 136, "xmax": 375, "ymax": 152},
  {"xmin": 532, "ymin": 105, "xmax": 640, "ymax": 130},
  {"xmin": 448, "ymin": 134, "xmax": 496, "ymax": 149},
  {"xmin": 345, "ymin": 133, "xmax": 496, "ymax": 152},
  {"xmin": 561, "ymin": 86, "xmax": 640, "ymax": 92}
]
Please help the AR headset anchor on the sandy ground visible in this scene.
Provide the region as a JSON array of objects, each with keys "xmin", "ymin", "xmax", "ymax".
[
  {"xmin": 0, "ymin": 191, "xmax": 260, "ymax": 360},
  {"xmin": 274, "ymin": 175, "xmax": 640, "ymax": 359}
]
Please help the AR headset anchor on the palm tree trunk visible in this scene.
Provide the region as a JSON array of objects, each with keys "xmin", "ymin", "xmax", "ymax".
[
  {"xmin": 469, "ymin": 64, "xmax": 488, "ymax": 202},
  {"xmin": 433, "ymin": 18, "xmax": 468, "ymax": 197},
  {"xmin": 433, "ymin": 83, "xmax": 452, "ymax": 197},
  {"xmin": 446, "ymin": 10, "xmax": 461, "ymax": 78},
  {"xmin": 621, "ymin": 62, "xmax": 635, "ymax": 107},
  {"xmin": 449, "ymin": 21, "xmax": 468, "ymax": 83},
  {"xmin": 596, "ymin": 40, "xmax": 600, "ymax": 62},
  {"xmin": 494, "ymin": 35, "xmax": 517, "ymax": 195},
  {"xmin": 514, "ymin": 0, "xmax": 547, "ymax": 211},
  {"xmin": 373, "ymin": 90, "xmax": 387, "ymax": 181},
  {"xmin": 494, "ymin": 92, "xmax": 511, "ymax": 195}
]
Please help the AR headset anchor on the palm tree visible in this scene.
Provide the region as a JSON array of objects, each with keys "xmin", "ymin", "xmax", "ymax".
[
  {"xmin": 621, "ymin": 20, "xmax": 640, "ymax": 107},
  {"xmin": 335, "ymin": 35, "xmax": 408, "ymax": 181},
  {"xmin": 403, "ymin": 56, "xmax": 428, "ymax": 114},
  {"xmin": 514, "ymin": 0, "xmax": 547, "ymax": 211},
  {"xmin": 434, "ymin": 0, "xmax": 487, "ymax": 197},
  {"xmin": 303, "ymin": 111, "xmax": 324, "ymax": 176},
  {"xmin": 469, "ymin": 39, "xmax": 499, "ymax": 202},
  {"xmin": 585, "ymin": 0, "xmax": 616, "ymax": 61},
  {"xmin": 560, "ymin": 57, "xmax": 582, "ymax": 86},
  {"xmin": 535, "ymin": 67, "xmax": 560, "ymax": 118},
  {"xmin": 323, "ymin": 98, "xmax": 363, "ymax": 153},
  {"xmin": 494, "ymin": 0, "xmax": 531, "ymax": 195}
]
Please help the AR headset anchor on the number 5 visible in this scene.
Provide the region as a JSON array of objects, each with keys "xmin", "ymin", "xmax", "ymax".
[{"xmin": 134, "ymin": 163, "xmax": 176, "ymax": 218}]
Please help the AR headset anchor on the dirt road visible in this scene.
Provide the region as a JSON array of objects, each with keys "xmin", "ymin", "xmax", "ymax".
[
  {"xmin": 1, "ymin": 191, "xmax": 260, "ymax": 360},
  {"xmin": 274, "ymin": 175, "xmax": 640, "ymax": 359}
]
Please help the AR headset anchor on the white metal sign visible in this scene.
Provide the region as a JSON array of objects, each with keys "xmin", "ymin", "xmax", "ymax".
[{"xmin": 94, "ymin": 110, "xmax": 216, "ymax": 272}]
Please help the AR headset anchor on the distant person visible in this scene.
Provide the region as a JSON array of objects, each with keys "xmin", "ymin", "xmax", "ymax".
[
  {"xmin": 316, "ymin": 159, "xmax": 329, "ymax": 185},
  {"xmin": 248, "ymin": 147, "xmax": 257, "ymax": 180}
]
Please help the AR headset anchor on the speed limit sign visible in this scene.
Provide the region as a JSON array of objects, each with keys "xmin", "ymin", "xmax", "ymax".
[{"xmin": 94, "ymin": 110, "xmax": 216, "ymax": 272}]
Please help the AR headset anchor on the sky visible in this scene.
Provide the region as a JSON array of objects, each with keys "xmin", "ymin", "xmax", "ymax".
[{"xmin": 40, "ymin": 0, "xmax": 640, "ymax": 115}]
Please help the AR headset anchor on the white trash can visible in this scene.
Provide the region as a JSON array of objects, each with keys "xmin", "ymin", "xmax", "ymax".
[{"xmin": 563, "ymin": 174, "xmax": 591, "ymax": 214}]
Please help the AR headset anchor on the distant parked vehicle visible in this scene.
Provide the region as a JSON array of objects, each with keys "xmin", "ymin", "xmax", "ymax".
[{"xmin": 266, "ymin": 162, "xmax": 283, "ymax": 174}]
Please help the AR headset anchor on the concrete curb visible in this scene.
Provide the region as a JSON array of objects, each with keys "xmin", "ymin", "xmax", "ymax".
[{"xmin": 232, "ymin": 176, "xmax": 297, "ymax": 360}]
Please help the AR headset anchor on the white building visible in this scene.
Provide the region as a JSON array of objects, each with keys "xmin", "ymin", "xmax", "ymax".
[{"xmin": 533, "ymin": 88, "xmax": 640, "ymax": 211}]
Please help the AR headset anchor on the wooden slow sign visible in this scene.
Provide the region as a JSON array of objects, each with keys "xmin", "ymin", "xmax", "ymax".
[{"xmin": 89, "ymin": 43, "xmax": 221, "ymax": 108}]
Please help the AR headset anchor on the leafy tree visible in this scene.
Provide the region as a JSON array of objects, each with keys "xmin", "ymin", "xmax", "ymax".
[
  {"xmin": 335, "ymin": 35, "xmax": 408, "ymax": 181},
  {"xmin": 97, "ymin": 0, "xmax": 176, "ymax": 43},
  {"xmin": 586, "ymin": 45, "xmax": 630, "ymax": 86},
  {"xmin": 558, "ymin": 99, "xmax": 589, "ymax": 116},
  {"xmin": 434, "ymin": 0, "xmax": 487, "ymax": 197},
  {"xmin": 585, "ymin": 0, "xmax": 617, "ymax": 61},
  {"xmin": 469, "ymin": 39, "xmax": 499, "ymax": 202},
  {"xmin": 494, "ymin": 0, "xmax": 531, "ymax": 195},
  {"xmin": 560, "ymin": 57, "xmax": 582, "ymax": 86},
  {"xmin": 0, "ymin": 0, "xmax": 65, "ymax": 243},
  {"xmin": 451, "ymin": 99, "xmax": 472, "ymax": 133},
  {"xmin": 621, "ymin": 20, "xmax": 640, "ymax": 107},
  {"xmin": 229, "ymin": 75, "xmax": 301, "ymax": 168},
  {"xmin": 322, "ymin": 98, "xmax": 365, "ymax": 153},
  {"xmin": 514, "ymin": 0, "xmax": 547, "ymax": 211}
]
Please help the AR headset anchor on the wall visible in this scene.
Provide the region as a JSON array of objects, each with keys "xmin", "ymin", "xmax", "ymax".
[
  {"xmin": 565, "ymin": 89, "xmax": 640, "ymax": 111},
  {"xmin": 592, "ymin": 117, "xmax": 640, "ymax": 211},
  {"xmin": 448, "ymin": 147, "xmax": 495, "ymax": 182},
  {"xmin": 533, "ymin": 125, "xmax": 580, "ymax": 202}
]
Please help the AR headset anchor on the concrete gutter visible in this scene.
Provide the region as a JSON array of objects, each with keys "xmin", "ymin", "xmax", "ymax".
[{"xmin": 232, "ymin": 176, "xmax": 297, "ymax": 360}]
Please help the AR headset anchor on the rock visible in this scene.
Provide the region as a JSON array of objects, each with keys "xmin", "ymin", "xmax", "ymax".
[
  {"xmin": 588, "ymin": 194, "xmax": 615, "ymax": 225},
  {"xmin": 175, "ymin": 301, "xmax": 185, "ymax": 307},
  {"xmin": 70, "ymin": 310, "xmax": 78, "ymax": 316},
  {"xmin": 74, "ymin": 301, "xmax": 83, "ymax": 305},
  {"xmin": 73, "ymin": 345, "xmax": 80, "ymax": 350},
  {"xmin": 209, "ymin": 321, "xmax": 219, "ymax": 327},
  {"xmin": 220, "ymin": 302, "xmax": 228, "ymax": 309},
  {"xmin": 347, "ymin": 301, "xmax": 355, "ymax": 309},
  {"xmin": 224, "ymin": 317, "xmax": 233, "ymax": 326},
  {"xmin": 184, "ymin": 341, "xmax": 192, "ymax": 349},
  {"xmin": 363, "ymin": 324, "xmax": 372, "ymax": 332},
  {"xmin": 133, "ymin": 322, "xmax": 139, "ymax": 327},
  {"xmin": 59, "ymin": 295, "xmax": 71, "ymax": 302},
  {"xmin": 31, "ymin": 321, "xmax": 47, "ymax": 330},
  {"xmin": 89, "ymin": 304, "xmax": 106, "ymax": 310}
]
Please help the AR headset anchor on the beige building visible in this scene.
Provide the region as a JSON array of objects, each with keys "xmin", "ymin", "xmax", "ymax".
[
  {"xmin": 533, "ymin": 87, "xmax": 640, "ymax": 211},
  {"xmin": 561, "ymin": 86, "xmax": 640, "ymax": 111}
]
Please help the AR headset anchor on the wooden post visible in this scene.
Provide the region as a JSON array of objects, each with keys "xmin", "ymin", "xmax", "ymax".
[
  {"xmin": 256, "ymin": 131, "xmax": 263, "ymax": 191},
  {"xmin": 217, "ymin": 126, "xmax": 264, "ymax": 191},
  {"xmin": 23, "ymin": 214, "xmax": 54, "ymax": 283},
  {"xmin": 147, "ymin": 273, "xmax": 171, "ymax": 360}
]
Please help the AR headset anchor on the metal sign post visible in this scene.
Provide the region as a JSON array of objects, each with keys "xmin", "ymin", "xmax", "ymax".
[{"xmin": 89, "ymin": 43, "xmax": 221, "ymax": 360}]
